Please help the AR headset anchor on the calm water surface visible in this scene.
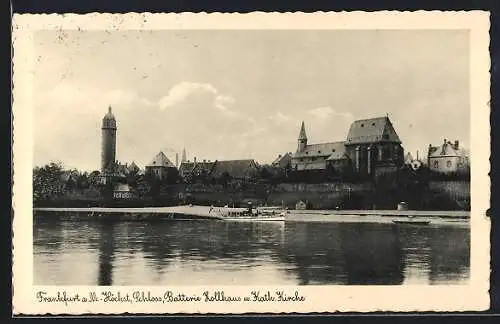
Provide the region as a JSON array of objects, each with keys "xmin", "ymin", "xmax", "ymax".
[{"xmin": 33, "ymin": 215, "xmax": 470, "ymax": 285}]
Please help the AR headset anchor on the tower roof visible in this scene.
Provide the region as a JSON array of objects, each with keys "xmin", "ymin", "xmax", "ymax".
[
  {"xmin": 102, "ymin": 106, "xmax": 117, "ymax": 129},
  {"xmin": 103, "ymin": 106, "xmax": 116, "ymax": 121},
  {"xmin": 298, "ymin": 121, "xmax": 307, "ymax": 140}
]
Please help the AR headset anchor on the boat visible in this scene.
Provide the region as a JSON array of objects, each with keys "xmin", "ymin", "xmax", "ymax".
[
  {"xmin": 222, "ymin": 213, "xmax": 286, "ymax": 222},
  {"xmin": 392, "ymin": 219, "xmax": 431, "ymax": 225},
  {"xmin": 208, "ymin": 203, "xmax": 286, "ymax": 222}
]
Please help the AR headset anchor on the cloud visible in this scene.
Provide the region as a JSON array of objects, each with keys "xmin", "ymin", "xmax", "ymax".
[
  {"xmin": 214, "ymin": 95, "xmax": 235, "ymax": 110},
  {"xmin": 308, "ymin": 106, "xmax": 354, "ymax": 121},
  {"xmin": 269, "ymin": 112, "xmax": 293, "ymax": 125},
  {"xmin": 158, "ymin": 82, "xmax": 219, "ymax": 110}
]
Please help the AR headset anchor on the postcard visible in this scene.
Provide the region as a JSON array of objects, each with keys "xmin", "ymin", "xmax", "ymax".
[{"xmin": 12, "ymin": 11, "xmax": 491, "ymax": 314}]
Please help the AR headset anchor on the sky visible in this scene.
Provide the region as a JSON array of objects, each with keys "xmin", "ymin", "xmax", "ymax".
[{"xmin": 33, "ymin": 29, "xmax": 470, "ymax": 171}]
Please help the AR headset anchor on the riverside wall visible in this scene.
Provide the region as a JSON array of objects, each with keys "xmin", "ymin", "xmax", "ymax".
[{"xmin": 34, "ymin": 180, "xmax": 470, "ymax": 211}]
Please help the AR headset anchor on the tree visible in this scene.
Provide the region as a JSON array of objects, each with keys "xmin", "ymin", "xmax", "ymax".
[
  {"xmin": 88, "ymin": 170, "xmax": 101, "ymax": 188},
  {"xmin": 259, "ymin": 165, "xmax": 274, "ymax": 181},
  {"xmin": 76, "ymin": 171, "xmax": 90, "ymax": 189},
  {"xmin": 218, "ymin": 171, "xmax": 232, "ymax": 189},
  {"xmin": 136, "ymin": 174, "xmax": 150, "ymax": 198},
  {"xmin": 33, "ymin": 162, "xmax": 65, "ymax": 201}
]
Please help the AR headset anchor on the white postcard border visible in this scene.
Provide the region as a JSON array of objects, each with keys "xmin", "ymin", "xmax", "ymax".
[{"xmin": 12, "ymin": 11, "xmax": 491, "ymax": 314}]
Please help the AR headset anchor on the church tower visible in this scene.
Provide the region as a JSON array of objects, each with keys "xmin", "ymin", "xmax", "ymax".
[
  {"xmin": 101, "ymin": 106, "xmax": 117, "ymax": 172},
  {"xmin": 181, "ymin": 148, "xmax": 187, "ymax": 163},
  {"xmin": 297, "ymin": 121, "xmax": 308, "ymax": 152}
]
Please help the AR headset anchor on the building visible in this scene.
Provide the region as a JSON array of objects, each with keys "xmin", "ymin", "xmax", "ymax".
[
  {"xmin": 181, "ymin": 148, "xmax": 187, "ymax": 163},
  {"xmin": 145, "ymin": 151, "xmax": 177, "ymax": 181},
  {"xmin": 210, "ymin": 159, "xmax": 260, "ymax": 181},
  {"xmin": 291, "ymin": 116, "xmax": 403, "ymax": 178},
  {"xmin": 271, "ymin": 152, "xmax": 292, "ymax": 169},
  {"xmin": 427, "ymin": 139, "xmax": 469, "ymax": 174},
  {"xmin": 113, "ymin": 183, "xmax": 137, "ymax": 199},
  {"xmin": 179, "ymin": 158, "xmax": 216, "ymax": 182},
  {"xmin": 101, "ymin": 106, "xmax": 117, "ymax": 172},
  {"xmin": 127, "ymin": 161, "xmax": 141, "ymax": 174},
  {"xmin": 291, "ymin": 121, "xmax": 349, "ymax": 172},
  {"xmin": 404, "ymin": 152, "xmax": 423, "ymax": 171},
  {"xmin": 344, "ymin": 116, "xmax": 404, "ymax": 177}
]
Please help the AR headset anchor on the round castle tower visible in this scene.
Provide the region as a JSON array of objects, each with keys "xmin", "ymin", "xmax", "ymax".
[{"xmin": 101, "ymin": 106, "xmax": 117, "ymax": 172}]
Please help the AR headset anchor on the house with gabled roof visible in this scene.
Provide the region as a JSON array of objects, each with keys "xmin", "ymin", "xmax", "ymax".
[
  {"xmin": 271, "ymin": 152, "xmax": 292, "ymax": 169},
  {"xmin": 427, "ymin": 139, "xmax": 469, "ymax": 174},
  {"xmin": 145, "ymin": 151, "xmax": 177, "ymax": 181}
]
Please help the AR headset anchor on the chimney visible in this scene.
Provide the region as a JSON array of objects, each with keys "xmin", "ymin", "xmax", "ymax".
[
  {"xmin": 203, "ymin": 159, "xmax": 206, "ymax": 163},
  {"xmin": 454, "ymin": 140, "xmax": 459, "ymax": 150},
  {"xmin": 175, "ymin": 153, "xmax": 179, "ymax": 167},
  {"xmin": 416, "ymin": 150, "xmax": 419, "ymax": 160},
  {"xmin": 443, "ymin": 138, "xmax": 447, "ymax": 145},
  {"xmin": 194, "ymin": 157, "xmax": 197, "ymax": 164}
]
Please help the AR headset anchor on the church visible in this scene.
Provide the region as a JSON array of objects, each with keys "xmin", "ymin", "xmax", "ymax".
[{"xmin": 290, "ymin": 116, "xmax": 405, "ymax": 178}]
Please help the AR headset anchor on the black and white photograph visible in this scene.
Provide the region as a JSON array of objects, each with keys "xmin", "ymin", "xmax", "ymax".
[{"xmin": 12, "ymin": 12, "xmax": 490, "ymax": 314}]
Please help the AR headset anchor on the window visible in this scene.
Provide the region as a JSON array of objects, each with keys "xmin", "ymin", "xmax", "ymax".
[
  {"xmin": 312, "ymin": 157, "xmax": 316, "ymax": 161},
  {"xmin": 306, "ymin": 152, "xmax": 309, "ymax": 155},
  {"xmin": 446, "ymin": 160, "xmax": 452, "ymax": 168},
  {"xmin": 332, "ymin": 149, "xmax": 336, "ymax": 152},
  {"xmin": 318, "ymin": 150, "xmax": 321, "ymax": 153},
  {"xmin": 433, "ymin": 160, "xmax": 439, "ymax": 168},
  {"xmin": 372, "ymin": 122, "xmax": 375, "ymax": 126},
  {"xmin": 361, "ymin": 123, "xmax": 364, "ymax": 127}
]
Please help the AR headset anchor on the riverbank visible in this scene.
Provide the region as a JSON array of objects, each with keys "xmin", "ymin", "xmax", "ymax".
[{"xmin": 34, "ymin": 205, "xmax": 470, "ymax": 225}]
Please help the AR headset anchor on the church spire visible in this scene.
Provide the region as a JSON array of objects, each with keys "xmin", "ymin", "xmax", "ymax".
[
  {"xmin": 297, "ymin": 121, "xmax": 308, "ymax": 152},
  {"xmin": 181, "ymin": 148, "xmax": 187, "ymax": 163},
  {"xmin": 298, "ymin": 121, "xmax": 307, "ymax": 140}
]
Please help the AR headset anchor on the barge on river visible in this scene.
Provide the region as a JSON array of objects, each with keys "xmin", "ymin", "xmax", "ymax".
[{"xmin": 208, "ymin": 203, "xmax": 286, "ymax": 222}]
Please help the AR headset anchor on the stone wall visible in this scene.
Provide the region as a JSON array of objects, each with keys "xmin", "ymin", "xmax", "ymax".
[
  {"xmin": 428, "ymin": 180, "xmax": 470, "ymax": 200},
  {"xmin": 267, "ymin": 182, "xmax": 373, "ymax": 209},
  {"xmin": 425, "ymin": 180, "xmax": 470, "ymax": 210},
  {"xmin": 33, "ymin": 179, "xmax": 471, "ymax": 211}
]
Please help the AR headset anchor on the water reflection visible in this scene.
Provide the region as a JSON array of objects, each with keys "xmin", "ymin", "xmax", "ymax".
[
  {"xmin": 340, "ymin": 224, "xmax": 404, "ymax": 285},
  {"xmin": 97, "ymin": 222, "xmax": 115, "ymax": 286},
  {"xmin": 33, "ymin": 214, "xmax": 470, "ymax": 285}
]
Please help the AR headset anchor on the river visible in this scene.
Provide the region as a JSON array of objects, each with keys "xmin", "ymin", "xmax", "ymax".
[{"xmin": 33, "ymin": 215, "xmax": 470, "ymax": 286}]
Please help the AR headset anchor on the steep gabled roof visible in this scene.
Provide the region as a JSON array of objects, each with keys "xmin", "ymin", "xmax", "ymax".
[
  {"xmin": 178, "ymin": 161, "xmax": 216, "ymax": 177},
  {"xmin": 271, "ymin": 152, "xmax": 292, "ymax": 166},
  {"xmin": 346, "ymin": 116, "xmax": 401, "ymax": 144},
  {"xmin": 127, "ymin": 161, "xmax": 140, "ymax": 172},
  {"xmin": 146, "ymin": 151, "xmax": 175, "ymax": 168},
  {"xmin": 428, "ymin": 141, "xmax": 468, "ymax": 158},
  {"xmin": 210, "ymin": 159, "xmax": 260, "ymax": 179},
  {"xmin": 293, "ymin": 141, "xmax": 346, "ymax": 159}
]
